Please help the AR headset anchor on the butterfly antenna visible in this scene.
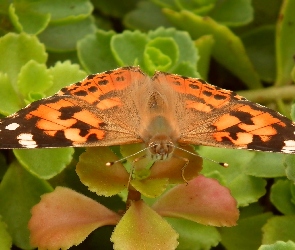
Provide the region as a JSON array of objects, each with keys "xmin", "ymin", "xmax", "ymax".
[
  {"xmin": 173, "ymin": 145, "xmax": 229, "ymax": 168},
  {"xmin": 106, "ymin": 147, "xmax": 150, "ymax": 166}
]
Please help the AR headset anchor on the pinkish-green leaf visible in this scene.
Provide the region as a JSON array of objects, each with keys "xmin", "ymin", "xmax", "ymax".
[
  {"xmin": 76, "ymin": 147, "xmax": 129, "ymax": 197},
  {"xmin": 152, "ymin": 175, "xmax": 239, "ymax": 226},
  {"xmin": 111, "ymin": 200, "xmax": 178, "ymax": 250},
  {"xmin": 29, "ymin": 187, "xmax": 120, "ymax": 250},
  {"xmin": 131, "ymin": 178, "xmax": 169, "ymax": 198}
]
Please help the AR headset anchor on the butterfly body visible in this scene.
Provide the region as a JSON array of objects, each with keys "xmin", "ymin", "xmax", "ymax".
[{"xmin": 0, "ymin": 66, "xmax": 295, "ymax": 157}]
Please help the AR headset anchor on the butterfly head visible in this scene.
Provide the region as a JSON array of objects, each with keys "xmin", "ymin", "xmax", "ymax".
[{"xmin": 148, "ymin": 134, "xmax": 174, "ymax": 161}]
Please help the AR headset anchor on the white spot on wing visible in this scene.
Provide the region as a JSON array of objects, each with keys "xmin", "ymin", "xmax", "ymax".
[
  {"xmin": 281, "ymin": 140, "xmax": 295, "ymax": 153},
  {"xmin": 5, "ymin": 123, "xmax": 20, "ymax": 130},
  {"xmin": 17, "ymin": 133, "xmax": 38, "ymax": 148}
]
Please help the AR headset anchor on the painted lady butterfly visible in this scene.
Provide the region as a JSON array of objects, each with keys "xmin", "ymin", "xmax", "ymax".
[{"xmin": 0, "ymin": 66, "xmax": 295, "ymax": 161}]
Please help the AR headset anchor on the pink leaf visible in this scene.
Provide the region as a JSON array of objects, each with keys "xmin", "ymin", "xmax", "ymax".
[
  {"xmin": 29, "ymin": 187, "xmax": 121, "ymax": 250},
  {"xmin": 152, "ymin": 175, "xmax": 239, "ymax": 227}
]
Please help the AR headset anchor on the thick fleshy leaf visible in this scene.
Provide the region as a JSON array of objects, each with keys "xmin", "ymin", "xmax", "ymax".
[
  {"xmin": 163, "ymin": 9, "xmax": 262, "ymax": 89},
  {"xmin": 0, "ymin": 73, "xmax": 22, "ymax": 115},
  {"xmin": 17, "ymin": 60, "xmax": 52, "ymax": 103},
  {"xmin": 144, "ymin": 37, "xmax": 178, "ymax": 74},
  {"xmin": 9, "ymin": 3, "xmax": 50, "ymax": 34},
  {"xmin": 208, "ymin": 0, "xmax": 253, "ymax": 26},
  {"xmin": 152, "ymin": 175, "xmax": 239, "ymax": 226},
  {"xmin": 77, "ymin": 30, "xmax": 117, "ymax": 73},
  {"xmin": 111, "ymin": 30, "xmax": 148, "ymax": 66},
  {"xmin": 0, "ymin": 33, "xmax": 47, "ymax": 85},
  {"xmin": 130, "ymin": 178, "xmax": 169, "ymax": 198},
  {"xmin": 259, "ymin": 241, "xmax": 295, "ymax": 250},
  {"xmin": 46, "ymin": 60, "xmax": 87, "ymax": 95},
  {"xmin": 0, "ymin": 218, "xmax": 12, "ymax": 250},
  {"xmin": 14, "ymin": 148, "xmax": 74, "ymax": 179},
  {"xmin": 124, "ymin": 1, "xmax": 171, "ymax": 31},
  {"xmin": 242, "ymin": 26, "xmax": 276, "ymax": 82},
  {"xmin": 29, "ymin": 187, "xmax": 121, "ymax": 250},
  {"xmin": 166, "ymin": 217, "xmax": 221, "ymax": 249},
  {"xmin": 284, "ymin": 154, "xmax": 295, "ymax": 183},
  {"xmin": 38, "ymin": 16, "xmax": 96, "ymax": 51},
  {"xmin": 199, "ymin": 146, "xmax": 267, "ymax": 206},
  {"xmin": 76, "ymin": 147, "xmax": 129, "ymax": 196},
  {"xmin": 245, "ymin": 151, "xmax": 285, "ymax": 178},
  {"xmin": 92, "ymin": 0, "xmax": 138, "ymax": 18},
  {"xmin": 220, "ymin": 210, "xmax": 273, "ymax": 250},
  {"xmin": 111, "ymin": 200, "xmax": 178, "ymax": 250},
  {"xmin": 270, "ymin": 179, "xmax": 295, "ymax": 215},
  {"xmin": 0, "ymin": 161, "xmax": 52, "ymax": 249},
  {"xmin": 262, "ymin": 216, "xmax": 295, "ymax": 244},
  {"xmin": 147, "ymin": 27, "xmax": 199, "ymax": 75}
]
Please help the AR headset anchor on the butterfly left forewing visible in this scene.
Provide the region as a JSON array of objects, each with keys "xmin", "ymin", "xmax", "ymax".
[{"xmin": 0, "ymin": 67, "xmax": 146, "ymax": 149}]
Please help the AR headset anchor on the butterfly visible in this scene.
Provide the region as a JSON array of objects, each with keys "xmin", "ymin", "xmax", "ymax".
[{"xmin": 0, "ymin": 66, "xmax": 295, "ymax": 161}]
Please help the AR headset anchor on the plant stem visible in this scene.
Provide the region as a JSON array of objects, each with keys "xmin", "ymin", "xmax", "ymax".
[{"xmin": 237, "ymin": 85, "xmax": 295, "ymax": 104}]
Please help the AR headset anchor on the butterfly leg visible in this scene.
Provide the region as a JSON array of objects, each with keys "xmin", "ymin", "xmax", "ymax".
[
  {"xmin": 127, "ymin": 155, "xmax": 148, "ymax": 188},
  {"xmin": 172, "ymin": 155, "xmax": 190, "ymax": 184}
]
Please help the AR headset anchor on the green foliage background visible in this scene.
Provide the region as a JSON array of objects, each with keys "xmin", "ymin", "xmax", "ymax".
[{"xmin": 1, "ymin": 0, "xmax": 295, "ymax": 249}]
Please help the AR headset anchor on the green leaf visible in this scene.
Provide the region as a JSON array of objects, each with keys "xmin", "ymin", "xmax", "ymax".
[
  {"xmin": 0, "ymin": 33, "xmax": 47, "ymax": 85},
  {"xmin": 13, "ymin": 148, "xmax": 74, "ymax": 179},
  {"xmin": 220, "ymin": 212, "xmax": 273, "ymax": 250},
  {"xmin": 31, "ymin": 0, "xmax": 94, "ymax": 23},
  {"xmin": 171, "ymin": 61, "xmax": 199, "ymax": 77},
  {"xmin": 284, "ymin": 154, "xmax": 295, "ymax": 182},
  {"xmin": 77, "ymin": 29, "xmax": 118, "ymax": 73},
  {"xmin": 8, "ymin": 3, "xmax": 50, "ymax": 34},
  {"xmin": 124, "ymin": 1, "xmax": 171, "ymax": 31},
  {"xmin": 275, "ymin": 0, "xmax": 295, "ymax": 86},
  {"xmin": 0, "ymin": 217, "xmax": 12, "ymax": 250},
  {"xmin": 0, "ymin": 73, "xmax": 22, "ymax": 116},
  {"xmin": 144, "ymin": 37, "xmax": 178, "ymax": 74},
  {"xmin": 46, "ymin": 60, "xmax": 87, "ymax": 95},
  {"xmin": 199, "ymin": 146, "xmax": 266, "ymax": 206},
  {"xmin": 17, "ymin": 60, "xmax": 52, "ymax": 103},
  {"xmin": 0, "ymin": 161, "xmax": 52, "ymax": 249},
  {"xmin": 242, "ymin": 26, "xmax": 276, "ymax": 82},
  {"xmin": 164, "ymin": 9, "xmax": 262, "ymax": 89},
  {"xmin": 38, "ymin": 16, "xmax": 96, "ymax": 51},
  {"xmin": 209, "ymin": 0, "xmax": 253, "ymax": 26},
  {"xmin": 270, "ymin": 179, "xmax": 295, "ymax": 215},
  {"xmin": 92, "ymin": 0, "xmax": 138, "ymax": 18},
  {"xmin": 148, "ymin": 27, "xmax": 199, "ymax": 71},
  {"xmin": 259, "ymin": 241, "xmax": 295, "ymax": 250},
  {"xmin": 245, "ymin": 151, "xmax": 286, "ymax": 178},
  {"xmin": 111, "ymin": 30, "xmax": 149, "ymax": 67},
  {"xmin": 166, "ymin": 218, "xmax": 221, "ymax": 249},
  {"xmin": 262, "ymin": 216, "xmax": 295, "ymax": 244}
]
